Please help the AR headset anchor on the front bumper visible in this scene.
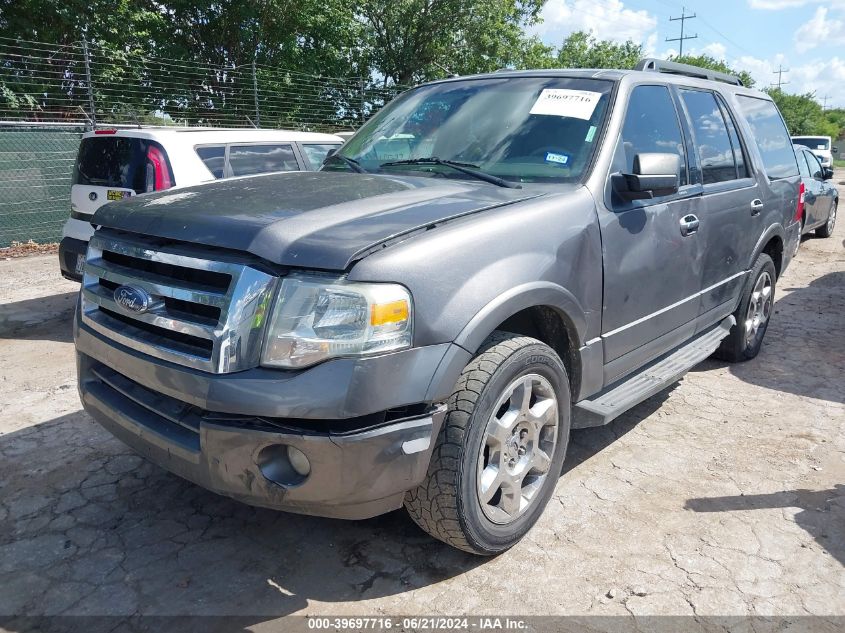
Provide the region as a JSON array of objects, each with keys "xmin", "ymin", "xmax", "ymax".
[
  {"xmin": 58, "ymin": 236, "xmax": 88, "ymax": 282},
  {"xmin": 76, "ymin": 320, "xmax": 463, "ymax": 519}
]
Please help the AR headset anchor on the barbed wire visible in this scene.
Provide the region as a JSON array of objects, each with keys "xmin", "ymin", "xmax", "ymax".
[
  {"xmin": 0, "ymin": 37, "xmax": 405, "ymax": 130},
  {"xmin": 0, "ymin": 37, "xmax": 410, "ymax": 246}
]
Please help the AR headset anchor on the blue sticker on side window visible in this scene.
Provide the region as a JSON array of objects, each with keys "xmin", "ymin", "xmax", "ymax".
[{"xmin": 545, "ymin": 152, "xmax": 570, "ymax": 165}]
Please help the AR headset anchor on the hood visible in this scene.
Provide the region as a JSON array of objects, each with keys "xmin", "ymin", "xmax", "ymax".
[{"xmin": 92, "ymin": 171, "xmax": 547, "ymax": 270}]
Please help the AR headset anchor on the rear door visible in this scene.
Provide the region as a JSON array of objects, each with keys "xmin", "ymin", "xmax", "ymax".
[
  {"xmin": 71, "ymin": 134, "xmax": 173, "ymax": 220},
  {"xmin": 599, "ymin": 84, "xmax": 703, "ymax": 382},
  {"xmin": 677, "ymin": 88, "xmax": 759, "ymax": 327},
  {"xmin": 734, "ymin": 95, "xmax": 801, "ymax": 248}
]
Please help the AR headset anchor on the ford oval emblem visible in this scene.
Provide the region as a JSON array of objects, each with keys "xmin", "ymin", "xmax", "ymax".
[
  {"xmin": 114, "ymin": 285, "xmax": 152, "ymax": 314},
  {"xmin": 89, "ymin": 192, "xmax": 98, "ymax": 201}
]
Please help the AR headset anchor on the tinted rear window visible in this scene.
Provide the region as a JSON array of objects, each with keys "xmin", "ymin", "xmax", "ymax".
[
  {"xmin": 735, "ymin": 96, "xmax": 798, "ymax": 179},
  {"xmin": 74, "ymin": 137, "xmax": 159, "ymax": 193}
]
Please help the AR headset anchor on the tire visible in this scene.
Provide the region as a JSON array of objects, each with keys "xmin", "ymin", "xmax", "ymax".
[
  {"xmin": 816, "ymin": 200, "xmax": 837, "ymax": 238},
  {"xmin": 404, "ymin": 332, "xmax": 571, "ymax": 555},
  {"xmin": 713, "ymin": 253, "xmax": 777, "ymax": 362}
]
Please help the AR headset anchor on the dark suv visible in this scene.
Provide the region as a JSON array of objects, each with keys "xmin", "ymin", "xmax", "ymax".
[{"xmin": 74, "ymin": 59, "xmax": 802, "ymax": 554}]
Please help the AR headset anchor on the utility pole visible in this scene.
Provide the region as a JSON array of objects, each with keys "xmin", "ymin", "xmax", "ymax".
[
  {"xmin": 771, "ymin": 65, "xmax": 790, "ymax": 90},
  {"xmin": 821, "ymin": 94, "xmax": 830, "ymax": 110},
  {"xmin": 666, "ymin": 7, "xmax": 698, "ymax": 57}
]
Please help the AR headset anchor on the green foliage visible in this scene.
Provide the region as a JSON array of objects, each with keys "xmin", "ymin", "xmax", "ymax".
[
  {"xmin": 357, "ymin": 0, "xmax": 544, "ymax": 85},
  {"xmin": 511, "ymin": 31, "xmax": 643, "ymax": 70},
  {"xmin": 555, "ymin": 32, "xmax": 643, "ymax": 70},
  {"xmin": 765, "ymin": 88, "xmax": 840, "ymax": 140},
  {"xmin": 671, "ymin": 54, "xmax": 755, "ymax": 88}
]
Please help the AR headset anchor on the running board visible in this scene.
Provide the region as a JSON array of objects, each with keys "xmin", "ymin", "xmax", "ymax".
[{"xmin": 572, "ymin": 316, "xmax": 735, "ymax": 429}]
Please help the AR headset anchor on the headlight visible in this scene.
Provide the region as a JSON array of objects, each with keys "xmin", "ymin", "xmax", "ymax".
[{"xmin": 261, "ymin": 273, "xmax": 413, "ymax": 368}]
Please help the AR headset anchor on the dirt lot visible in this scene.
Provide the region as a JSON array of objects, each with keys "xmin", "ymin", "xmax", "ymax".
[{"xmin": 0, "ymin": 189, "xmax": 843, "ymax": 628}]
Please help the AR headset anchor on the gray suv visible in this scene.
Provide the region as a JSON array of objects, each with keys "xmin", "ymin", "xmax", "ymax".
[{"xmin": 74, "ymin": 59, "xmax": 802, "ymax": 555}]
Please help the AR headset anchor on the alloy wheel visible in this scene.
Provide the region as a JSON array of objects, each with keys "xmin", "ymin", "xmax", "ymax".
[
  {"xmin": 476, "ymin": 374, "xmax": 559, "ymax": 524},
  {"xmin": 744, "ymin": 271, "xmax": 773, "ymax": 348}
]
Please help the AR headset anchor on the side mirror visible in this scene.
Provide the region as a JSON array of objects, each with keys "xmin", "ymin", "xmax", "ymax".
[
  {"xmin": 614, "ymin": 153, "xmax": 681, "ymax": 200},
  {"xmin": 325, "ymin": 148, "xmax": 337, "ymax": 158},
  {"xmin": 822, "ymin": 167, "xmax": 834, "ymax": 181},
  {"xmin": 832, "ymin": 146, "xmax": 839, "ymax": 154}
]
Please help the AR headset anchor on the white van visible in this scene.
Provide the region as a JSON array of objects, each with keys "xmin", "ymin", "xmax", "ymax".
[
  {"xmin": 59, "ymin": 127, "xmax": 343, "ymax": 280},
  {"xmin": 790, "ymin": 135, "xmax": 837, "ymax": 170}
]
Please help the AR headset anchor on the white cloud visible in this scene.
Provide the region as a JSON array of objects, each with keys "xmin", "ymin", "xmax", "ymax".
[
  {"xmin": 733, "ymin": 53, "xmax": 845, "ymax": 108},
  {"xmin": 749, "ymin": 0, "xmax": 845, "ymax": 10},
  {"xmin": 699, "ymin": 42, "xmax": 728, "ymax": 59},
  {"xmin": 794, "ymin": 7, "xmax": 845, "ymax": 52},
  {"xmin": 532, "ymin": 0, "xmax": 658, "ymax": 46}
]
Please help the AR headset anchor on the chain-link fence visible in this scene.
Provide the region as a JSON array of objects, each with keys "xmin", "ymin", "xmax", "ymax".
[
  {"xmin": 0, "ymin": 122, "xmax": 85, "ymax": 247},
  {"xmin": 0, "ymin": 36, "xmax": 405, "ymax": 246}
]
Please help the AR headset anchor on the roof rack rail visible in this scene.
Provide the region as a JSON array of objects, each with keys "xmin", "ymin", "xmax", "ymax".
[{"xmin": 634, "ymin": 58, "xmax": 744, "ymax": 86}]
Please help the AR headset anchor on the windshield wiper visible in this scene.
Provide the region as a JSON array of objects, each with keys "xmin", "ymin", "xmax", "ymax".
[
  {"xmin": 379, "ymin": 157, "xmax": 521, "ymax": 189},
  {"xmin": 324, "ymin": 153, "xmax": 368, "ymax": 173}
]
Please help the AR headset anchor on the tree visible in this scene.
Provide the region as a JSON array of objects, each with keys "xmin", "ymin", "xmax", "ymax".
[
  {"xmin": 671, "ymin": 54, "xmax": 755, "ymax": 88},
  {"xmin": 357, "ymin": 0, "xmax": 544, "ymax": 86},
  {"xmin": 765, "ymin": 88, "xmax": 840, "ymax": 139},
  {"xmin": 555, "ymin": 31, "xmax": 642, "ymax": 70},
  {"xmin": 506, "ymin": 31, "xmax": 643, "ymax": 71}
]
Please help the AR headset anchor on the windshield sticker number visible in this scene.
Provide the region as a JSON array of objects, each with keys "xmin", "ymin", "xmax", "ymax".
[
  {"xmin": 585, "ymin": 126, "xmax": 597, "ymax": 143},
  {"xmin": 530, "ymin": 89, "xmax": 602, "ymax": 120},
  {"xmin": 545, "ymin": 152, "xmax": 570, "ymax": 166}
]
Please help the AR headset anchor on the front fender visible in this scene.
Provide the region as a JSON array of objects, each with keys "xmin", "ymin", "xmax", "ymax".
[{"xmin": 453, "ymin": 281, "xmax": 587, "ymax": 354}]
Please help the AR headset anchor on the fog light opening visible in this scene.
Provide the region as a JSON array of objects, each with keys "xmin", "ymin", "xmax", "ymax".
[{"xmin": 257, "ymin": 444, "xmax": 311, "ymax": 487}]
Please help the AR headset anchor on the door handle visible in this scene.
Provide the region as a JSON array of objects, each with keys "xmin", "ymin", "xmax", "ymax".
[
  {"xmin": 680, "ymin": 214, "xmax": 700, "ymax": 236},
  {"xmin": 750, "ymin": 199, "xmax": 764, "ymax": 216}
]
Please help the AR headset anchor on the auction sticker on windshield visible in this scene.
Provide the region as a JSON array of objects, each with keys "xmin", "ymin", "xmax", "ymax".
[{"xmin": 530, "ymin": 89, "xmax": 602, "ymax": 120}]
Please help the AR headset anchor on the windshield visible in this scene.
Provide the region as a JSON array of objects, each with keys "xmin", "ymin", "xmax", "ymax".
[
  {"xmin": 332, "ymin": 76, "xmax": 613, "ymax": 184},
  {"xmin": 793, "ymin": 137, "xmax": 830, "ymax": 150}
]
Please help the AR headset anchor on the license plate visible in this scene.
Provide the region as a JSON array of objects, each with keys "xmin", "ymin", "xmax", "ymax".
[
  {"xmin": 107, "ymin": 189, "xmax": 131, "ymax": 201},
  {"xmin": 75, "ymin": 254, "xmax": 86, "ymax": 275}
]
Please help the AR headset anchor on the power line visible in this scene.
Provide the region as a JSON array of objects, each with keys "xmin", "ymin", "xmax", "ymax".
[
  {"xmin": 666, "ymin": 6, "xmax": 698, "ymax": 57},
  {"xmin": 771, "ymin": 64, "xmax": 789, "ymax": 90}
]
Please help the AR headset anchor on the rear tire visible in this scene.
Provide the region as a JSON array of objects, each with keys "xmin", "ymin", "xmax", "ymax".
[
  {"xmin": 816, "ymin": 201, "xmax": 837, "ymax": 238},
  {"xmin": 404, "ymin": 332, "xmax": 571, "ymax": 555},
  {"xmin": 713, "ymin": 253, "xmax": 776, "ymax": 362}
]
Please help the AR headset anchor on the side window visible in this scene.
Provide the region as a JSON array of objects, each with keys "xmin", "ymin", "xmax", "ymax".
[
  {"xmin": 735, "ymin": 96, "xmax": 799, "ymax": 179},
  {"xmin": 797, "ymin": 150, "xmax": 811, "ymax": 178},
  {"xmin": 301, "ymin": 143, "xmax": 341, "ymax": 169},
  {"xmin": 618, "ymin": 85, "xmax": 688, "ymax": 187},
  {"xmin": 680, "ymin": 89, "xmax": 737, "ymax": 184},
  {"xmin": 716, "ymin": 97, "xmax": 748, "ymax": 178},
  {"xmin": 228, "ymin": 144, "xmax": 299, "ymax": 177},
  {"xmin": 195, "ymin": 145, "xmax": 225, "ymax": 179},
  {"xmin": 804, "ymin": 150, "xmax": 822, "ymax": 177}
]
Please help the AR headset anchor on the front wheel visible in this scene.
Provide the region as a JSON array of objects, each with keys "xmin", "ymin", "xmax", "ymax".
[
  {"xmin": 713, "ymin": 253, "xmax": 776, "ymax": 362},
  {"xmin": 816, "ymin": 201, "xmax": 837, "ymax": 238},
  {"xmin": 404, "ymin": 332, "xmax": 571, "ymax": 555}
]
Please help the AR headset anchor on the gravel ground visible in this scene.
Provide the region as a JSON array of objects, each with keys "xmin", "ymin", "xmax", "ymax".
[{"xmin": 0, "ymin": 187, "xmax": 843, "ymax": 629}]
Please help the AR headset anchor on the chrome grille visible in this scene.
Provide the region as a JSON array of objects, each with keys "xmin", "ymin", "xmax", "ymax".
[{"xmin": 81, "ymin": 232, "xmax": 277, "ymax": 374}]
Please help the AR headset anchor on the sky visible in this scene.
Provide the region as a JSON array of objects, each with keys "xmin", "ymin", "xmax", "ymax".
[{"xmin": 528, "ymin": 0, "xmax": 845, "ymax": 109}]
